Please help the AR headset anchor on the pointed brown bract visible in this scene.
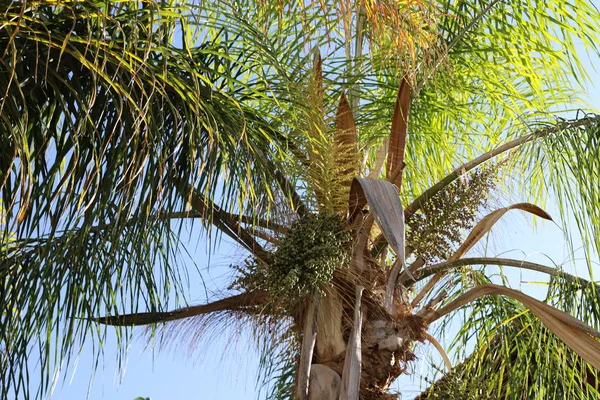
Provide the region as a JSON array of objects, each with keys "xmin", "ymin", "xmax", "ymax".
[
  {"xmin": 333, "ymin": 90, "xmax": 359, "ymax": 205},
  {"xmin": 307, "ymin": 51, "xmax": 327, "ymax": 208},
  {"xmin": 386, "ymin": 76, "xmax": 411, "ymax": 189},
  {"xmin": 334, "ymin": 90, "xmax": 358, "ymax": 156}
]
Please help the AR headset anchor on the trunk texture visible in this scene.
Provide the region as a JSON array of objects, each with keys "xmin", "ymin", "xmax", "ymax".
[{"xmin": 307, "ymin": 287, "xmax": 427, "ymax": 399}]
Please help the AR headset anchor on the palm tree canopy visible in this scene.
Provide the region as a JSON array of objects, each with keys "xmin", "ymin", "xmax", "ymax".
[{"xmin": 1, "ymin": 0, "xmax": 600, "ymax": 399}]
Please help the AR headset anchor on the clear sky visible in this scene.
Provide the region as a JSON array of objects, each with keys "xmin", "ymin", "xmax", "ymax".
[{"xmin": 35, "ymin": 12, "xmax": 600, "ymax": 400}]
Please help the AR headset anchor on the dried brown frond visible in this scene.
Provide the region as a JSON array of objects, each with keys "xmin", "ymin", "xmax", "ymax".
[
  {"xmin": 140, "ymin": 300, "xmax": 288, "ymax": 362},
  {"xmin": 386, "ymin": 76, "xmax": 411, "ymax": 188},
  {"xmin": 301, "ymin": 57, "xmax": 360, "ymax": 213}
]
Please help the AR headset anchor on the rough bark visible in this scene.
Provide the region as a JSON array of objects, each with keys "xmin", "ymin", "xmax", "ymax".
[
  {"xmin": 308, "ymin": 283, "xmax": 427, "ymax": 400},
  {"xmin": 359, "ymin": 314, "xmax": 426, "ymax": 398}
]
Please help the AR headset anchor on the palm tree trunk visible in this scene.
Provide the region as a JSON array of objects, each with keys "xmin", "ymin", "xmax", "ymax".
[{"xmin": 307, "ymin": 286, "xmax": 427, "ymax": 399}]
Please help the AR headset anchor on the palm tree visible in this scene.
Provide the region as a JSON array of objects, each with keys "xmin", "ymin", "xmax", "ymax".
[{"xmin": 2, "ymin": 0, "xmax": 600, "ymax": 399}]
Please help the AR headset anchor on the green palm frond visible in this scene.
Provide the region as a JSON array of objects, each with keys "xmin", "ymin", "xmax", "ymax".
[
  {"xmin": 360, "ymin": 0, "xmax": 600, "ymax": 202},
  {"xmin": 3, "ymin": 0, "xmax": 600, "ymax": 399},
  {"xmin": 530, "ymin": 118, "xmax": 600, "ymax": 275},
  {"xmin": 421, "ymin": 272, "xmax": 600, "ymax": 399},
  {"xmin": 0, "ymin": 1, "xmax": 306, "ymax": 398}
]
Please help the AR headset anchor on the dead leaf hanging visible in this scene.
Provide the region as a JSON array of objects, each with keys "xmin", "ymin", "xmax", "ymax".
[{"xmin": 386, "ymin": 76, "xmax": 411, "ymax": 188}]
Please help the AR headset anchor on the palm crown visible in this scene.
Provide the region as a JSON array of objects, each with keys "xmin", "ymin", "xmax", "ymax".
[{"xmin": 2, "ymin": 1, "xmax": 600, "ymax": 399}]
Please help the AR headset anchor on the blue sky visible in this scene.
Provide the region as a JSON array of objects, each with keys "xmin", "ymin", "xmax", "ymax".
[
  {"xmin": 34, "ymin": 10, "xmax": 600, "ymax": 400},
  {"xmin": 48, "ymin": 232, "xmax": 263, "ymax": 400}
]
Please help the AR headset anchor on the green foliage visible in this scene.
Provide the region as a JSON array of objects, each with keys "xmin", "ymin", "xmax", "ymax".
[
  {"xmin": 0, "ymin": 1, "xmax": 294, "ymax": 398},
  {"xmin": 428, "ymin": 268, "xmax": 600, "ymax": 400},
  {"xmin": 256, "ymin": 328, "xmax": 299, "ymax": 400},
  {"xmin": 233, "ymin": 213, "xmax": 351, "ymax": 301},
  {"xmin": 420, "ymin": 372, "xmax": 498, "ymax": 399},
  {"xmin": 1, "ymin": 0, "xmax": 600, "ymax": 399},
  {"xmin": 535, "ymin": 118, "xmax": 600, "ymax": 276},
  {"xmin": 361, "ymin": 0, "xmax": 600, "ymax": 204}
]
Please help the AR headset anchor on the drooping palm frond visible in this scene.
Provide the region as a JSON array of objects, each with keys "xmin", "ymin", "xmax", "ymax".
[
  {"xmin": 0, "ymin": 1, "xmax": 320, "ymax": 398},
  {"xmin": 418, "ymin": 271, "xmax": 600, "ymax": 400},
  {"xmin": 360, "ymin": 0, "xmax": 600, "ymax": 203},
  {"xmin": 3, "ymin": 0, "xmax": 600, "ymax": 399},
  {"xmin": 374, "ymin": 112, "xmax": 600, "ymax": 398},
  {"xmin": 526, "ymin": 117, "xmax": 600, "ymax": 276}
]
